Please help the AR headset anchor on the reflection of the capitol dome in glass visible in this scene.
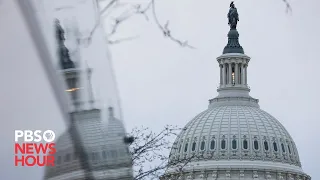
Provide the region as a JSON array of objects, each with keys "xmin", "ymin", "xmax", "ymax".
[
  {"xmin": 44, "ymin": 108, "xmax": 133, "ymax": 180},
  {"xmin": 45, "ymin": 21, "xmax": 133, "ymax": 180}
]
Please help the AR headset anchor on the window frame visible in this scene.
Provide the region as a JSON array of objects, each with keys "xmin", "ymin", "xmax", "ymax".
[
  {"xmin": 253, "ymin": 139, "xmax": 259, "ymax": 151},
  {"xmin": 221, "ymin": 139, "xmax": 227, "ymax": 150},
  {"xmin": 243, "ymin": 139, "xmax": 249, "ymax": 150}
]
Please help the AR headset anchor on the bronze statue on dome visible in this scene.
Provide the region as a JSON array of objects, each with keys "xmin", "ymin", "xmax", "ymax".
[{"xmin": 228, "ymin": 1, "xmax": 239, "ymax": 29}]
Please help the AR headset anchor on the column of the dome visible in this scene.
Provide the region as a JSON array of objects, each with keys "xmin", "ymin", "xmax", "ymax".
[
  {"xmin": 220, "ymin": 64, "xmax": 222, "ymax": 85},
  {"xmin": 228, "ymin": 63, "xmax": 232, "ymax": 85},
  {"xmin": 222, "ymin": 63, "xmax": 226, "ymax": 86},
  {"xmin": 245, "ymin": 65, "xmax": 248, "ymax": 85},
  {"xmin": 235, "ymin": 63, "xmax": 239, "ymax": 84},
  {"xmin": 241, "ymin": 64, "xmax": 245, "ymax": 85}
]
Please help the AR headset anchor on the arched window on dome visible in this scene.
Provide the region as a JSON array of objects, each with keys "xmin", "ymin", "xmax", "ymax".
[
  {"xmin": 57, "ymin": 156, "xmax": 61, "ymax": 164},
  {"xmin": 288, "ymin": 144, "xmax": 292, "ymax": 154},
  {"xmin": 120, "ymin": 149, "xmax": 126, "ymax": 156},
  {"xmin": 291, "ymin": 142, "xmax": 296, "ymax": 155},
  {"xmin": 192, "ymin": 142, "xmax": 196, "ymax": 152},
  {"xmin": 253, "ymin": 140, "xmax": 259, "ymax": 150},
  {"xmin": 73, "ymin": 152, "xmax": 78, "ymax": 160},
  {"xmin": 232, "ymin": 139, "xmax": 237, "ymax": 149},
  {"xmin": 243, "ymin": 139, "xmax": 248, "ymax": 150},
  {"xmin": 184, "ymin": 143, "xmax": 188, "ymax": 152},
  {"xmin": 111, "ymin": 150, "xmax": 117, "ymax": 158},
  {"xmin": 102, "ymin": 151, "xmax": 107, "ymax": 159},
  {"xmin": 221, "ymin": 139, "xmax": 226, "ymax": 150},
  {"xmin": 273, "ymin": 142, "xmax": 278, "ymax": 152},
  {"xmin": 210, "ymin": 140, "xmax": 216, "ymax": 150},
  {"xmin": 91, "ymin": 152, "xmax": 98, "ymax": 161},
  {"xmin": 200, "ymin": 141, "xmax": 205, "ymax": 151},
  {"xmin": 291, "ymin": 141, "xmax": 298, "ymax": 155},
  {"xmin": 264, "ymin": 141, "xmax": 269, "ymax": 151},
  {"xmin": 281, "ymin": 143, "xmax": 286, "ymax": 153},
  {"xmin": 64, "ymin": 153, "xmax": 70, "ymax": 162},
  {"xmin": 178, "ymin": 144, "xmax": 182, "ymax": 153}
]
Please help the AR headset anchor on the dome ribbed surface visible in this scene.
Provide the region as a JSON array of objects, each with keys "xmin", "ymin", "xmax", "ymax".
[
  {"xmin": 170, "ymin": 105, "xmax": 301, "ymax": 167},
  {"xmin": 44, "ymin": 109, "xmax": 133, "ymax": 180}
]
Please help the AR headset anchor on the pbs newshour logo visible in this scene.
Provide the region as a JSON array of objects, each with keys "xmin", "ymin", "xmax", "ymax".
[{"xmin": 14, "ymin": 130, "xmax": 56, "ymax": 167}]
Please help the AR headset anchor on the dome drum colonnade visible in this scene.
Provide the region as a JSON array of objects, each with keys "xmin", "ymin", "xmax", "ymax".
[
  {"xmin": 218, "ymin": 54, "xmax": 248, "ymax": 88},
  {"xmin": 161, "ymin": 2, "xmax": 311, "ymax": 180}
]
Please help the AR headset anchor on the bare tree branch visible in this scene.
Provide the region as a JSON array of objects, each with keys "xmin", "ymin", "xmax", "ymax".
[
  {"xmin": 56, "ymin": 0, "xmax": 292, "ymax": 48},
  {"xmin": 100, "ymin": 0, "xmax": 118, "ymax": 16},
  {"xmin": 150, "ymin": 0, "xmax": 195, "ymax": 49},
  {"xmin": 127, "ymin": 125, "xmax": 201, "ymax": 180},
  {"xmin": 107, "ymin": 35, "xmax": 139, "ymax": 45},
  {"xmin": 65, "ymin": 0, "xmax": 194, "ymax": 48}
]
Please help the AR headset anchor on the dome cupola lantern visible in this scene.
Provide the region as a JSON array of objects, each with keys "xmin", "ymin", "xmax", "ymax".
[{"xmin": 211, "ymin": 2, "xmax": 257, "ymax": 109}]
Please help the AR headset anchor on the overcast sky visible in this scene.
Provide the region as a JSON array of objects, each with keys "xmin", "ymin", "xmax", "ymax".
[
  {"xmin": 1, "ymin": 0, "xmax": 319, "ymax": 179},
  {"xmin": 109, "ymin": 0, "xmax": 320, "ymax": 178}
]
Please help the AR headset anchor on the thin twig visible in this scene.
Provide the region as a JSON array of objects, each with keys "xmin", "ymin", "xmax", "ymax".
[
  {"xmin": 150, "ymin": 0, "xmax": 195, "ymax": 49},
  {"xmin": 108, "ymin": 35, "xmax": 139, "ymax": 45}
]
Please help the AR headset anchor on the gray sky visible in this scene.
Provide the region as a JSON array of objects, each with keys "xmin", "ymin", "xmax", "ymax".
[
  {"xmin": 109, "ymin": 0, "xmax": 319, "ymax": 178},
  {"xmin": 1, "ymin": 0, "xmax": 319, "ymax": 179}
]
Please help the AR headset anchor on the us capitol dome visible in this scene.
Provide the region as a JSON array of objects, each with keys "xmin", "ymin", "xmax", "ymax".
[
  {"xmin": 161, "ymin": 2, "xmax": 311, "ymax": 180},
  {"xmin": 44, "ymin": 20, "xmax": 133, "ymax": 180}
]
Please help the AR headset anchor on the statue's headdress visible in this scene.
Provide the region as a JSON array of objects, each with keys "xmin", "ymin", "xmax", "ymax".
[{"xmin": 230, "ymin": 1, "xmax": 234, "ymax": 8}]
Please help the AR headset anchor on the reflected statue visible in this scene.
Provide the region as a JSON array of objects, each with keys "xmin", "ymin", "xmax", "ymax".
[
  {"xmin": 55, "ymin": 19, "xmax": 65, "ymax": 45},
  {"xmin": 55, "ymin": 19, "xmax": 75, "ymax": 69},
  {"xmin": 228, "ymin": 1, "xmax": 239, "ymax": 29}
]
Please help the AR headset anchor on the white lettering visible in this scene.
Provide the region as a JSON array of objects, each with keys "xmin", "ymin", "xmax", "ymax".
[
  {"xmin": 14, "ymin": 130, "xmax": 23, "ymax": 142},
  {"xmin": 14, "ymin": 130, "xmax": 55, "ymax": 143},
  {"xmin": 24, "ymin": 130, "xmax": 33, "ymax": 142},
  {"xmin": 33, "ymin": 130, "xmax": 42, "ymax": 142}
]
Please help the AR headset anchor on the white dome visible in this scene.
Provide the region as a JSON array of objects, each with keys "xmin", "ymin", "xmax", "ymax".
[
  {"xmin": 164, "ymin": 105, "xmax": 311, "ymax": 180},
  {"xmin": 44, "ymin": 109, "xmax": 133, "ymax": 180},
  {"xmin": 162, "ymin": 45, "xmax": 311, "ymax": 179},
  {"xmin": 170, "ymin": 105, "xmax": 301, "ymax": 168}
]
